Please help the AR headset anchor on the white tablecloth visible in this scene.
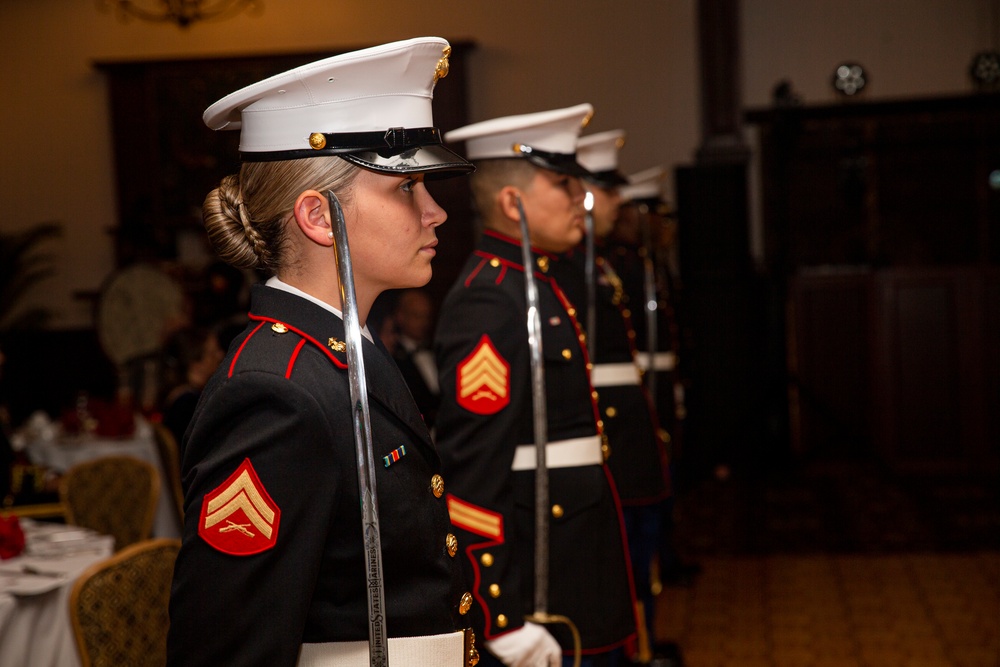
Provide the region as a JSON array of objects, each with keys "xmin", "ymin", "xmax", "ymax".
[
  {"xmin": 25, "ymin": 416, "xmax": 182, "ymax": 540},
  {"xmin": 0, "ymin": 520, "xmax": 115, "ymax": 667}
]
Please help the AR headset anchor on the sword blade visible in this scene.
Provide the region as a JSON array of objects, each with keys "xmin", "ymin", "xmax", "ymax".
[
  {"xmin": 639, "ymin": 204, "xmax": 658, "ymax": 407},
  {"xmin": 584, "ymin": 191, "xmax": 596, "ymax": 362},
  {"xmin": 327, "ymin": 191, "xmax": 388, "ymax": 667},
  {"xmin": 514, "ymin": 195, "xmax": 550, "ymax": 616}
]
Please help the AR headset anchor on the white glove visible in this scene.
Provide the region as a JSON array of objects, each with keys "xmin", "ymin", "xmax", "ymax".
[{"xmin": 484, "ymin": 621, "xmax": 562, "ymax": 667}]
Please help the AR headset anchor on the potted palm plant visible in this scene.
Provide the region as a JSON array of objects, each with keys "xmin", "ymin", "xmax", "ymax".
[{"xmin": 0, "ymin": 222, "xmax": 61, "ymax": 332}]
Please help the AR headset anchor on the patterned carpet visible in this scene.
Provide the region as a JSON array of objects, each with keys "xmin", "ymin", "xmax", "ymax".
[
  {"xmin": 673, "ymin": 459, "xmax": 1000, "ymax": 555},
  {"xmin": 653, "ymin": 458, "xmax": 1000, "ymax": 666},
  {"xmin": 655, "ymin": 552, "xmax": 1000, "ymax": 667}
]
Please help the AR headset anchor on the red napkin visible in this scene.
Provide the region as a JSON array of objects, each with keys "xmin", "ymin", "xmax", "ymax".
[{"xmin": 0, "ymin": 515, "xmax": 25, "ymax": 559}]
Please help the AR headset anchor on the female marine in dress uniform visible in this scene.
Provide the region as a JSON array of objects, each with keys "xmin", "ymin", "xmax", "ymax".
[{"xmin": 167, "ymin": 38, "xmax": 477, "ymax": 667}]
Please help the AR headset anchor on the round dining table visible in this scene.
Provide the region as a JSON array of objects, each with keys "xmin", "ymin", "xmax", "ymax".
[
  {"xmin": 0, "ymin": 519, "xmax": 115, "ymax": 667},
  {"xmin": 24, "ymin": 414, "xmax": 182, "ymax": 540}
]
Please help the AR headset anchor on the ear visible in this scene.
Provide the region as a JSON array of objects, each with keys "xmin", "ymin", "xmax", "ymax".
[
  {"xmin": 497, "ymin": 185, "xmax": 525, "ymax": 225},
  {"xmin": 292, "ymin": 189, "xmax": 333, "ymax": 246}
]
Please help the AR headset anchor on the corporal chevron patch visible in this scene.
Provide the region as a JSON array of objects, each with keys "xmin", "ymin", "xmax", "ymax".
[
  {"xmin": 447, "ymin": 494, "xmax": 503, "ymax": 540},
  {"xmin": 456, "ymin": 334, "xmax": 510, "ymax": 415},
  {"xmin": 199, "ymin": 458, "xmax": 281, "ymax": 555}
]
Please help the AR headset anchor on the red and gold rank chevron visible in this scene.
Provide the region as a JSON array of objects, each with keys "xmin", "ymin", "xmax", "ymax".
[
  {"xmin": 456, "ymin": 335, "xmax": 510, "ymax": 415},
  {"xmin": 198, "ymin": 458, "xmax": 281, "ymax": 556},
  {"xmin": 447, "ymin": 494, "xmax": 504, "ymax": 540}
]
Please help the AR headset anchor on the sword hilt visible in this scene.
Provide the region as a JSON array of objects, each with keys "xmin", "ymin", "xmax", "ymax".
[{"xmin": 524, "ymin": 612, "xmax": 582, "ymax": 667}]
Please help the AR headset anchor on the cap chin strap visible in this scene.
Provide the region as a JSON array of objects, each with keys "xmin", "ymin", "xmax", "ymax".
[
  {"xmin": 240, "ymin": 127, "xmax": 444, "ymax": 162},
  {"xmin": 239, "ymin": 126, "xmax": 475, "ymax": 179}
]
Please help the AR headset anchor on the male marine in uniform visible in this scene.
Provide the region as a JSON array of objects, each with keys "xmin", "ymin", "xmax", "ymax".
[
  {"xmin": 434, "ymin": 105, "xmax": 638, "ymax": 667},
  {"xmin": 558, "ymin": 131, "xmax": 673, "ymax": 662}
]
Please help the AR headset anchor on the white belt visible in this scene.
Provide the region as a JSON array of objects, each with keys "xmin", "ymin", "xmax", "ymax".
[
  {"xmin": 591, "ymin": 362, "xmax": 642, "ymax": 387},
  {"xmin": 298, "ymin": 630, "xmax": 465, "ymax": 667},
  {"xmin": 635, "ymin": 351, "xmax": 677, "ymax": 372},
  {"xmin": 511, "ymin": 435, "xmax": 604, "ymax": 471}
]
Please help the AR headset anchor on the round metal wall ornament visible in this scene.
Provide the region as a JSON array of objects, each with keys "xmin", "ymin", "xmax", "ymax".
[
  {"xmin": 832, "ymin": 62, "xmax": 867, "ymax": 97},
  {"xmin": 970, "ymin": 51, "xmax": 1000, "ymax": 91}
]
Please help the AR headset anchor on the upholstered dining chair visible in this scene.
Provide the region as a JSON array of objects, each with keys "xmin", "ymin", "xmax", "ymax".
[
  {"xmin": 150, "ymin": 422, "xmax": 185, "ymax": 525},
  {"xmin": 69, "ymin": 538, "xmax": 180, "ymax": 667},
  {"xmin": 58, "ymin": 455, "xmax": 160, "ymax": 551}
]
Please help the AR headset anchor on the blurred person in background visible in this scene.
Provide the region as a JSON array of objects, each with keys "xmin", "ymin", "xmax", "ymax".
[
  {"xmin": 158, "ymin": 324, "xmax": 225, "ymax": 445},
  {"xmin": 391, "ymin": 288, "xmax": 441, "ymax": 430},
  {"xmin": 436, "ymin": 105, "xmax": 638, "ymax": 667}
]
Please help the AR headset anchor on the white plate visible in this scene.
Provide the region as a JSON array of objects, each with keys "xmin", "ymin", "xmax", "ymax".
[{"xmin": 0, "ymin": 570, "xmax": 68, "ymax": 596}]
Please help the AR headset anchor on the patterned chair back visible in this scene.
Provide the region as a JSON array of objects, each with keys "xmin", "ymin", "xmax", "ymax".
[
  {"xmin": 150, "ymin": 422, "xmax": 185, "ymax": 525},
  {"xmin": 59, "ymin": 455, "xmax": 160, "ymax": 551},
  {"xmin": 69, "ymin": 538, "xmax": 180, "ymax": 667}
]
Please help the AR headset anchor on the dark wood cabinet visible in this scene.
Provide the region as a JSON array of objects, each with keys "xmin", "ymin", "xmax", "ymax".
[{"xmin": 747, "ymin": 94, "xmax": 1000, "ymax": 472}]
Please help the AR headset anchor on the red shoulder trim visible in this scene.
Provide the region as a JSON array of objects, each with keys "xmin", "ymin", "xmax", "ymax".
[
  {"xmin": 286, "ymin": 339, "xmax": 307, "ymax": 379},
  {"xmin": 247, "ymin": 314, "xmax": 349, "ymax": 369},
  {"xmin": 229, "ymin": 321, "xmax": 266, "ymax": 378},
  {"xmin": 472, "ymin": 250, "xmax": 522, "ymax": 273}
]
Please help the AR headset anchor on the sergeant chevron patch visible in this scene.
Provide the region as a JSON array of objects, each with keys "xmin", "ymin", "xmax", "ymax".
[
  {"xmin": 456, "ymin": 335, "xmax": 510, "ymax": 415},
  {"xmin": 199, "ymin": 458, "xmax": 281, "ymax": 555}
]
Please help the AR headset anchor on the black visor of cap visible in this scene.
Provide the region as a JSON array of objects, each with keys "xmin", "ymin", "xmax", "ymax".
[
  {"xmin": 584, "ymin": 169, "xmax": 629, "ymax": 189},
  {"xmin": 342, "ymin": 143, "xmax": 474, "ymax": 180},
  {"xmin": 514, "ymin": 145, "xmax": 594, "ymax": 179},
  {"xmin": 240, "ymin": 126, "xmax": 475, "ymax": 179}
]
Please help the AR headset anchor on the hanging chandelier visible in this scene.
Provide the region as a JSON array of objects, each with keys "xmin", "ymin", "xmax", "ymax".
[{"xmin": 101, "ymin": 0, "xmax": 262, "ymax": 28}]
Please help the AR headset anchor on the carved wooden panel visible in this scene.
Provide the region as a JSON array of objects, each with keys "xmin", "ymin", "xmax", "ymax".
[{"xmin": 748, "ymin": 95, "xmax": 1000, "ymax": 472}]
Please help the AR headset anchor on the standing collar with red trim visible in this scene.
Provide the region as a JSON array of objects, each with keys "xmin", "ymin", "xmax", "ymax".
[
  {"xmin": 265, "ymin": 276, "xmax": 373, "ymax": 342},
  {"xmin": 246, "ymin": 283, "xmax": 357, "ymax": 352},
  {"xmin": 479, "ymin": 229, "xmax": 564, "ymax": 268}
]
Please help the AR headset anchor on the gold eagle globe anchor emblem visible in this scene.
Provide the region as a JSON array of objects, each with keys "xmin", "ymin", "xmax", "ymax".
[{"xmin": 433, "ymin": 46, "xmax": 452, "ymax": 84}]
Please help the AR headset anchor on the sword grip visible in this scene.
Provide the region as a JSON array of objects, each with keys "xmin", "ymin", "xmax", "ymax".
[{"xmin": 524, "ymin": 613, "xmax": 582, "ymax": 667}]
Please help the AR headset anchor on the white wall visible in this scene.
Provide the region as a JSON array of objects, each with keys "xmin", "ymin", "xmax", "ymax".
[
  {"xmin": 741, "ymin": 0, "xmax": 995, "ymax": 107},
  {"xmin": 0, "ymin": 0, "xmax": 991, "ymax": 328}
]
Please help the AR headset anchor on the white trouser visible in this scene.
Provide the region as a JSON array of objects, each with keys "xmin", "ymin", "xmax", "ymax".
[{"xmin": 298, "ymin": 630, "xmax": 466, "ymax": 667}]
